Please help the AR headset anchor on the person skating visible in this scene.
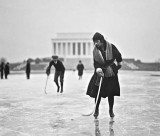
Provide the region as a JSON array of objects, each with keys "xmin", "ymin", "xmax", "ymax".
[
  {"xmin": 26, "ymin": 60, "xmax": 31, "ymax": 79},
  {"xmin": 86, "ymin": 32, "xmax": 122, "ymax": 118},
  {"xmin": 77, "ymin": 60, "xmax": 84, "ymax": 80},
  {"xmin": 0, "ymin": 62, "xmax": 4, "ymax": 79},
  {"xmin": 4, "ymin": 62, "xmax": 10, "ymax": 79},
  {"xmin": 46, "ymin": 56, "xmax": 65, "ymax": 93}
]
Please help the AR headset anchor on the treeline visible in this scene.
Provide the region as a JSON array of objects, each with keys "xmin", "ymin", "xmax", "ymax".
[
  {"xmin": 24, "ymin": 57, "xmax": 64, "ymax": 64},
  {"xmin": 0, "ymin": 57, "xmax": 52, "ymax": 64},
  {"xmin": 26, "ymin": 57, "xmax": 52, "ymax": 64},
  {"xmin": 0, "ymin": 57, "xmax": 52, "ymax": 71}
]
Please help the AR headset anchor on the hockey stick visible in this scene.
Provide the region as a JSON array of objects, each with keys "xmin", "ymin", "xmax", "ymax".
[
  {"xmin": 44, "ymin": 75, "xmax": 49, "ymax": 94},
  {"xmin": 82, "ymin": 77, "xmax": 103, "ymax": 116}
]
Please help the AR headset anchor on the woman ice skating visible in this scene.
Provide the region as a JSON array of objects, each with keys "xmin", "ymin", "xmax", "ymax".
[{"xmin": 86, "ymin": 32, "xmax": 122, "ymax": 118}]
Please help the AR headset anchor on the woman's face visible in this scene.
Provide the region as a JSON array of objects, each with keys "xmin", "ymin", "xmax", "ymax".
[{"xmin": 94, "ymin": 40, "xmax": 103, "ymax": 48}]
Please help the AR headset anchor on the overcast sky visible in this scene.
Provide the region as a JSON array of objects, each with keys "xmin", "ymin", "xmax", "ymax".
[{"xmin": 0, "ymin": 0, "xmax": 160, "ymax": 62}]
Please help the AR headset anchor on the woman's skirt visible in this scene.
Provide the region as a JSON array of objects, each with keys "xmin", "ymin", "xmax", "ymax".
[{"xmin": 86, "ymin": 73, "xmax": 120, "ymax": 98}]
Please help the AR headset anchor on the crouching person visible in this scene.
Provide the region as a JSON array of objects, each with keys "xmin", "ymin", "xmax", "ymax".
[{"xmin": 46, "ymin": 56, "xmax": 65, "ymax": 93}]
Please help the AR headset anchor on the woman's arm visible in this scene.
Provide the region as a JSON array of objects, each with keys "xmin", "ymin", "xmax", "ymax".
[{"xmin": 112, "ymin": 44, "xmax": 123, "ymax": 70}]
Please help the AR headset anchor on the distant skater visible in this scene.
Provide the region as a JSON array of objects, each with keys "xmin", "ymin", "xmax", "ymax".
[
  {"xmin": 4, "ymin": 62, "xmax": 10, "ymax": 79},
  {"xmin": 26, "ymin": 60, "xmax": 31, "ymax": 79},
  {"xmin": 46, "ymin": 56, "xmax": 65, "ymax": 93},
  {"xmin": 86, "ymin": 32, "xmax": 122, "ymax": 118},
  {"xmin": 77, "ymin": 60, "xmax": 84, "ymax": 80},
  {"xmin": 0, "ymin": 62, "xmax": 4, "ymax": 79}
]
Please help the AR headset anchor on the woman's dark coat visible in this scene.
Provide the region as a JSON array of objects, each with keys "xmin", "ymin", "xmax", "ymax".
[{"xmin": 86, "ymin": 44, "xmax": 122, "ymax": 98}]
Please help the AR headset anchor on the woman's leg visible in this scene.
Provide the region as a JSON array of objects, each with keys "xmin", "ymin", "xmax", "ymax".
[{"xmin": 108, "ymin": 96, "xmax": 115, "ymax": 117}]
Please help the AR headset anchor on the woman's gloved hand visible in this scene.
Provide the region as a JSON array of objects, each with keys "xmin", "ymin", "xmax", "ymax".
[
  {"xmin": 117, "ymin": 62, "xmax": 122, "ymax": 70},
  {"xmin": 117, "ymin": 65, "xmax": 121, "ymax": 70},
  {"xmin": 96, "ymin": 68, "xmax": 104, "ymax": 77}
]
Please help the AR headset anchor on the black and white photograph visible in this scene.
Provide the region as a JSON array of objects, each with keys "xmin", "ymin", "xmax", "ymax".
[{"xmin": 0, "ymin": 0, "xmax": 160, "ymax": 135}]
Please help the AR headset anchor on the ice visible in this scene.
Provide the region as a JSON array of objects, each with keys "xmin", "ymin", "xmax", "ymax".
[{"xmin": 0, "ymin": 70, "xmax": 160, "ymax": 135}]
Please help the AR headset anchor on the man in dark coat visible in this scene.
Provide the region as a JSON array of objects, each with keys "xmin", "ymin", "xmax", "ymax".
[
  {"xmin": 4, "ymin": 62, "xmax": 10, "ymax": 79},
  {"xmin": 0, "ymin": 62, "xmax": 4, "ymax": 79},
  {"xmin": 26, "ymin": 60, "xmax": 31, "ymax": 79},
  {"xmin": 86, "ymin": 32, "xmax": 122, "ymax": 118},
  {"xmin": 77, "ymin": 60, "xmax": 84, "ymax": 80},
  {"xmin": 46, "ymin": 56, "xmax": 65, "ymax": 93}
]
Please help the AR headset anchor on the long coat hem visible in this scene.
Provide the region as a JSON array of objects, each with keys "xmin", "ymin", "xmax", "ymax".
[{"xmin": 86, "ymin": 72, "xmax": 120, "ymax": 98}]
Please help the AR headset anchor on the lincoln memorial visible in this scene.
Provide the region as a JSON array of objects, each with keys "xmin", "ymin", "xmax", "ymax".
[{"xmin": 51, "ymin": 33, "xmax": 94, "ymax": 69}]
